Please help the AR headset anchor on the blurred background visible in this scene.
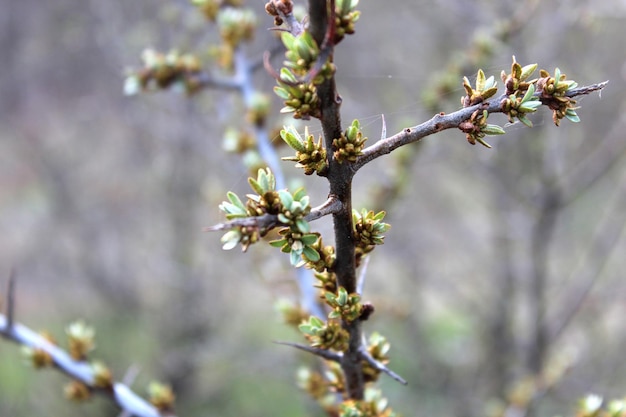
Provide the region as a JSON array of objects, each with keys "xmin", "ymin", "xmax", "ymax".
[{"xmin": 1, "ymin": 0, "xmax": 626, "ymax": 416}]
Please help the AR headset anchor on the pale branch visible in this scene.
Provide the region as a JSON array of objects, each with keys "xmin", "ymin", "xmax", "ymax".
[
  {"xmin": 190, "ymin": 71, "xmax": 242, "ymax": 91},
  {"xmin": 355, "ymin": 255, "xmax": 369, "ymax": 296},
  {"xmin": 232, "ymin": 48, "xmax": 286, "ymax": 189},
  {"xmin": 358, "ymin": 347, "xmax": 407, "ymax": 386},
  {"xmin": 274, "ymin": 340, "xmax": 343, "ymax": 362},
  {"xmin": 0, "ymin": 315, "xmax": 171, "ymax": 417},
  {"xmin": 203, "ymin": 195, "xmax": 342, "ymax": 233},
  {"xmin": 353, "ymin": 81, "xmax": 609, "ymax": 172}
]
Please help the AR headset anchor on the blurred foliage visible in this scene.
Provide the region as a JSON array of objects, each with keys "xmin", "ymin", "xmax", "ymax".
[{"xmin": 1, "ymin": 0, "xmax": 626, "ymax": 416}]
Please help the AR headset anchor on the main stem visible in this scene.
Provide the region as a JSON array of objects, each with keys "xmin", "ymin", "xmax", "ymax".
[{"xmin": 309, "ymin": 0, "xmax": 364, "ymax": 400}]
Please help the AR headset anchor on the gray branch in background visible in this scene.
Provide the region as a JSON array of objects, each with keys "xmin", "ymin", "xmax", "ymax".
[{"xmin": 0, "ymin": 315, "xmax": 170, "ymax": 417}]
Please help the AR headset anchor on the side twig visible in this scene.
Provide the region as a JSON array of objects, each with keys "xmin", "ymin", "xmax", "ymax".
[{"xmin": 354, "ymin": 81, "xmax": 609, "ymax": 172}]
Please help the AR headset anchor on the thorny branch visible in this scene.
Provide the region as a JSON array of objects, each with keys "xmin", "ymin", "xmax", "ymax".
[
  {"xmin": 274, "ymin": 340, "xmax": 343, "ymax": 362},
  {"xmin": 358, "ymin": 347, "xmax": 407, "ymax": 386},
  {"xmin": 353, "ymin": 81, "xmax": 608, "ymax": 172}
]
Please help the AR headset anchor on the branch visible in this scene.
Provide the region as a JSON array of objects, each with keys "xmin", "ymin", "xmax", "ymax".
[
  {"xmin": 190, "ymin": 71, "xmax": 242, "ymax": 91},
  {"xmin": 266, "ymin": 0, "xmax": 304, "ymax": 36},
  {"xmin": 203, "ymin": 213, "xmax": 279, "ymax": 233},
  {"xmin": 358, "ymin": 347, "xmax": 407, "ymax": 386},
  {"xmin": 0, "ymin": 315, "xmax": 171, "ymax": 417},
  {"xmin": 307, "ymin": 194, "xmax": 343, "ymax": 222},
  {"xmin": 353, "ymin": 81, "xmax": 609, "ymax": 172},
  {"xmin": 274, "ymin": 340, "xmax": 343, "ymax": 362},
  {"xmin": 203, "ymin": 195, "xmax": 342, "ymax": 233}
]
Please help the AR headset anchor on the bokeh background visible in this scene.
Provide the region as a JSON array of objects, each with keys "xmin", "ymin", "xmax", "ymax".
[{"xmin": 2, "ymin": 0, "xmax": 626, "ymax": 416}]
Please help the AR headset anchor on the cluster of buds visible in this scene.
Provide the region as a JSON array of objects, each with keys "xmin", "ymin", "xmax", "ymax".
[
  {"xmin": 219, "ymin": 168, "xmax": 320, "ymax": 266},
  {"xmin": 273, "ymin": 27, "xmax": 335, "ymax": 120},
  {"xmin": 91, "ymin": 361, "xmax": 113, "ymax": 389},
  {"xmin": 498, "ymin": 57, "xmax": 542, "ymax": 127},
  {"xmin": 192, "ymin": 0, "xmax": 244, "ymax": 21},
  {"xmin": 297, "ymin": 367, "xmax": 331, "ymax": 401},
  {"xmin": 352, "ymin": 209, "xmax": 390, "ymax": 251},
  {"xmin": 21, "ymin": 331, "xmax": 55, "ymax": 368},
  {"xmin": 222, "ymin": 126, "xmax": 265, "ymax": 175},
  {"xmin": 246, "ymin": 92, "xmax": 271, "ymax": 126},
  {"xmin": 148, "ymin": 382, "xmax": 176, "ymax": 412},
  {"xmin": 66, "ymin": 321, "xmax": 95, "ymax": 361},
  {"xmin": 325, "ymin": 287, "xmax": 363, "ymax": 323},
  {"xmin": 270, "ymin": 226, "xmax": 320, "ymax": 267},
  {"xmin": 282, "ymin": 32, "xmax": 334, "ymax": 83},
  {"xmin": 458, "ymin": 109, "xmax": 505, "ymax": 148},
  {"xmin": 332, "ymin": 119, "xmax": 367, "ymax": 163},
  {"xmin": 339, "ymin": 388, "xmax": 397, "ymax": 417},
  {"xmin": 314, "ymin": 270, "xmax": 338, "ymax": 297},
  {"xmin": 501, "ymin": 84, "xmax": 542, "ymax": 128},
  {"xmin": 301, "ymin": 235, "xmax": 336, "ymax": 272},
  {"xmin": 267, "ymin": 185, "xmax": 319, "ymax": 268},
  {"xmin": 298, "ymin": 316, "xmax": 349, "ymax": 351},
  {"xmin": 574, "ymin": 394, "xmax": 626, "ymax": 417},
  {"xmin": 501, "ymin": 57, "xmax": 537, "ymax": 96},
  {"xmin": 280, "ymin": 125, "xmax": 328, "ymax": 175},
  {"xmin": 334, "ymin": 0, "xmax": 361, "ymax": 43},
  {"xmin": 217, "ymin": 7, "xmax": 257, "ymax": 47},
  {"xmin": 124, "ymin": 49, "xmax": 203, "ymax": 96},
  {"xmin": 536, "ymin": 68, "xmax": 580, "ymax": 126},
  {"xmin": 275, "ymin": 299, "xmax": 310, "ymax": 327},
  {"xmin": 461, "ymin": 69, "xmax": 498, "ymax": 107},
  {"xmin": 222, "ymin": 127, "xmax": 256, "ymax": 154},
  {"xmin": 64, "ymin": 380, "xmax": 92, "ymax": 402},
  {"xmin": 274, "ymin": 69, "xmax": 321, "ymax": 119},
  {"xmin": 219, "ymin": 168, "xmax": 279, "ymax": 251},
  {"xmin": 264, "ymin": 0, "xmax": 293, "ymax": 26},
  {"xmin": 297, "ymin": 363, "xmax": 348, "ymax": 414}
]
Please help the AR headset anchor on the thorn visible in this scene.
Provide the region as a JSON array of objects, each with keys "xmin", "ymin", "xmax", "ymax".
[
  {"xmin": 121, "ymin": 364, "xmax": 141, "ymax": 387},
  {"xmin": 359, "ymin": 347, "xmax": 408, "ymax": 385},
  {"xmin": 380, "ymin": 114, "xmax": 387, "ymax": 141},
  {"xmin": 7, "ymin": 268, "xmax": 16, "ymax": 330},
  {"xmin": 274, "ymin": 340, "xmax": 342, "ymax": 362},
  {"xmin": 356, "ymin": 255, "xmax": 370, "ymax": 295}
]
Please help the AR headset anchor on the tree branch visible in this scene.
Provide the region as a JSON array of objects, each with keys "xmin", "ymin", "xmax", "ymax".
[
  {"xmin": 353, "ymin": 81, "xmax": 609, "ymax": 172},
  {"xmin": 203, "ymin": 195, "xmax": 342, "ymax": 233},
  {"xmin": 308, "ymin": 0, "xmax": 367, "ymax": 401}
]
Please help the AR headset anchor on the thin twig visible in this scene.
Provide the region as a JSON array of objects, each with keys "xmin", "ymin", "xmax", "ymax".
[
  {"xmin": 308, "ymin": 195, "xmax": 343, "ymax": 221},
  {"xmin": 7, "ymin": 269, "xmax": 16, "ymax": 330},
  {"xmin": 203, "ymin": 213, "xmax": 279, "ymax": 232},
  {"xmin": 274, "ymin": 340, "xmax": 343, "ymax": 362},
  {"xmin": 204, "ymin": 196, "xmax": 341, "ymax": 233},
  {"xmin": 356, "ymin": 255, "xmax": 369, "ymax": 296},
  {"xmin": 358, "ymin": 347, "xmax": 408, "ymax": 385}
]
